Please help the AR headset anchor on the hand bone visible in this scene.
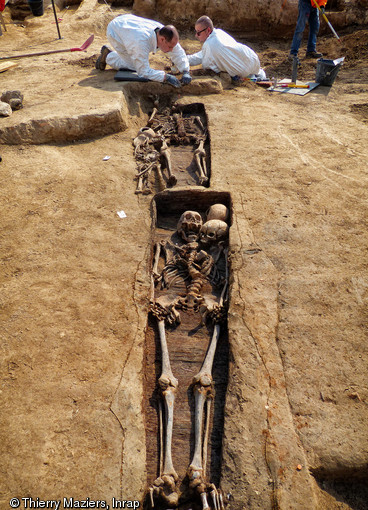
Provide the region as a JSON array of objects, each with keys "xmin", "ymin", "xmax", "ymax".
[{"xmin": 199, "ymin": 295, "xmax": 219, "ymax": 325}]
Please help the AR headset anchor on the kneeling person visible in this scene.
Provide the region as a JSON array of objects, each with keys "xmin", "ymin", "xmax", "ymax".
[
  {"xmin": 188, "ymin": 16, "xmax": 266, "ymax": 81},
  {"xmin": 96, "ymin": 14, "xmax": 191, "ymax": 87}
]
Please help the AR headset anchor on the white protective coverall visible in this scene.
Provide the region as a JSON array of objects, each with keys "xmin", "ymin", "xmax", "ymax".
[
  {"xmin": 188, "ymin": 28, "xmax": 266, "ymax": 79},
  {"xmin": 105, "ymin": 14, "xmax": 189, "ymax": 82}
]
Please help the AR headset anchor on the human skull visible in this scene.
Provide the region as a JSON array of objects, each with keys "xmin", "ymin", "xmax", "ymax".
[
  {"xmin": 177, "ymin": 211, "xmax": 203, "ymax": 242},
  {"xmin": 139, "ymin": 127, "xmax": 155, "ymax": 139},
  {"xmin": 200, "ymin": 219, "xmax": 229, "ymax": 245},
  {"xmin": 133, "ymin": 127, "xmax": 156, "ymax": 147},
  {"xmin": 206, "ymin": 203, "xmax": 229, "ymax": 222}
]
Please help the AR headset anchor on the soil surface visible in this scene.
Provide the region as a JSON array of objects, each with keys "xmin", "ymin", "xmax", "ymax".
[{"xmin": 1, "ymin": 4, "xmax": 368, "ymax": 510}]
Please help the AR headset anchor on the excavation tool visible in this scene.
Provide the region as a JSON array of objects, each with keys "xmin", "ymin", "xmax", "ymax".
[
  {"xmin": 269, "ymin": 79, "xmax": 320, "ymax": 95},
  {"xmin": 0, "ymin": 61, "xmax": 17, "ymax": 72},
  {"xmin": 311, "ymin": 0, "xmax": 341, "ymax": 42},
  {"xmin": 0, "ymin": 34, "xmax": 94, "ymax": 60},
  {"xmin": 0, "ymin": 11, "xmax": 6, "ymax": 35},
  {"xmin": 50, "ymin": 0, "xmax": 62, "ymax": 39},
  {"xmin": 280, "ymin": 83, "xmax": 309, "ymax": 88},
  {"xmin": 291, "ymin": 56, "xmax": 299, "ymax": 83}
]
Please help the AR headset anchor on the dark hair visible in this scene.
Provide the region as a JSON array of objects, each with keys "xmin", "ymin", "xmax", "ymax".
[{"xmin": 158, "ymin": 25, "xmax": 179, "ymax": 42}]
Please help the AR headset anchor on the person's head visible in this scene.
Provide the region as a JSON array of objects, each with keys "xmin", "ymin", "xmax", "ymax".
[
  {"xmin": 157, "ymin": 25, "xmax": 179, "ymax": 53},
  {"xmin": 194, "ymin": 16, "xmax": 213, "ymax": 42}
]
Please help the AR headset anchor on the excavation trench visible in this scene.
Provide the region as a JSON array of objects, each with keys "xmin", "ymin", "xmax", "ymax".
[
  {"xmin": 144, "ymin": 189, "xmax": 232, "ymax": 509},
  {"xmin": 131, "ymin": 99, "xmax": 232, "ymax": 509},
  {"xmin": 133, "ymin": 102, "xmax": 211, "ymax": 194}
]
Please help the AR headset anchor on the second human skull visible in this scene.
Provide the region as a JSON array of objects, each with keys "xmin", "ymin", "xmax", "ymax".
[{"xmin": 200, "ymin": 219, "xmax": 229, "ymax": 245}]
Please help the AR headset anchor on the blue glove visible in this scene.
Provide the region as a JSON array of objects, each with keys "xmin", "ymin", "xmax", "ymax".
[
  {"xmin": 231, "ymin": 75, "xmax": 242, "ymax": 82},
  {"xmin": 180, "ymin": 71, "xmax": 192, "ymax": 85},
  {"xmin": 165, "ymin": 74, "xmax": 181, "ymax": 88}
]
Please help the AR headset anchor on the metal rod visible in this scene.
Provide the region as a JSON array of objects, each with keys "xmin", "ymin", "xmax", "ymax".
[
  {"xmin": 0, "ymin": 35, "xmax": 94, "ymax": 60},
  {"xmin": 311, "ymin": 0, "xmax": 341, "ymax": 42},
  {"xmin": 51, "ymin": 0, "xmax": 62, "ymax": 39},
  {"xmin": 0, "ymin": 12, "xmax": 7, "ymax": 33},
  {"xmin": 291, "ymin": 56, "xmax": 298, "ymax": 83}
]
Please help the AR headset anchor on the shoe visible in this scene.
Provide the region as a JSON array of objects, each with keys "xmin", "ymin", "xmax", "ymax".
[
  {"xmin": 95, "ymin": 45, "xmax": 111, "ymax": 71},
  {"xmin": 306, "ymin": 51, "xmax": 323, "ymax": 58}
]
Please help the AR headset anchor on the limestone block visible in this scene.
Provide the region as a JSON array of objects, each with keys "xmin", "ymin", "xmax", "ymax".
[
  {"xmin": 0, "ymin": 101, "xmax": 12, "ymax": 117},
  {"xmin": 1, "ymin": 90, "xmax": 24, "ymax": 110}
]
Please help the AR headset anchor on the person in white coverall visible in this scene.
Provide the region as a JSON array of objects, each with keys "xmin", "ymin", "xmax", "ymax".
[
  {"xmin": 188, "ymin": 15, "xmax": 266, "ymax": 81},
  {"xmin": 95, "ymin": 14, "xmax": 191, "ymax": 88}
]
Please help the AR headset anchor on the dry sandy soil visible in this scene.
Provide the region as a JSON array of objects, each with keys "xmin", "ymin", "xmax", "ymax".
[{"xmin": 0, "ymin": 3, "xmax": 368, "ymax": 510}]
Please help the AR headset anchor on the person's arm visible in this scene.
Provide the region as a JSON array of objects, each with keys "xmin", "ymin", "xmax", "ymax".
[
  {"xmin": 188, "ymin": 51, "xmax": 203, "ymax": 67},
  {"xmin": 319, "ymin": 0, "xmax": 328, "ymax": 12},
  {"xmin": 168, "ymin": 43, "xmax": 190, "ymax": 73},
  {"xmin": 312, "ymin": 0, "xmax": 327, "ymax": 8},
  {"xmin": 132, "ymin": 45, "xmax": 181, "ymax": 86},
  {"xmin": 133, "ymin": 46, "xmax": 166, "ymax": 82}
]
